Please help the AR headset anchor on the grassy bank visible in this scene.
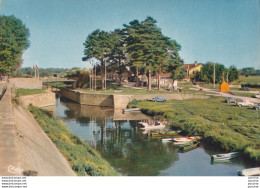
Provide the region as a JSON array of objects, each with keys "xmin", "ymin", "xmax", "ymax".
[
  {"xmin": 15, "ymin": 89, "xmax": 46, "ymax": 96},
  {"xmin": 129, "ymin": 97, "xmax": 260, "ymax": 164},
  {"xmin": 29, "ymin": 106, "xmax": 119, "ymax": 176}
]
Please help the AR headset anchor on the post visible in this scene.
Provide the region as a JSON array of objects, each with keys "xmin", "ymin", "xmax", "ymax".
[
  {"xmin": 95, "ymin": 64, "xmax": 96, "ymax": 91},
  {"xmin": 105, "ymin": 60, "xmax": 106, "ymax": 92},
  {"xmin": 226, "ymin": 71, "xmax": 229, "ymax": 83},
  {"xmin": 213, "ymin": 63, "xmax": 215, "ymax": 88},
  {"xmin": 90, "ymin": 68, "xmax": 92, "ymax": 90}
]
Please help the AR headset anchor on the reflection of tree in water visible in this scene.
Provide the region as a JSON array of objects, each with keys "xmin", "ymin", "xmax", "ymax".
[{"xmin": 97, "ymin": 125, "xmax": 178, "ymax": 176}]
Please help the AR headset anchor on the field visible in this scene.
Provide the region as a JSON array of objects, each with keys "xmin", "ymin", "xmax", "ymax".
[
  {"xmin": 129, "ymin": 97, "xmax": 260, "ymax": 164},
  {"xmin": 235, "ymin": 76, "xmax": 260, "ymax": 85},
  {"xmin": 29, "ymin": 106, "xmax": 119, "ymax": 176},
  {"xmin": 15, "ymin": 89, "xmax": 46, "ymax": 96}
]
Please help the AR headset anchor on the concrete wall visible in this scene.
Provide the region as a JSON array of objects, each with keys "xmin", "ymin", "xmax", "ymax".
[
  {"xmin": 61, "ymin": 88, "xmax": 209, "ymax": 109},
  {"xmin": 10, "ymin": 78, "xmax": 42, "ymax": 89},
  {"xmin": 19, "ymin": 91, "xmax": 55, "ymax": 108},
  {"xmin": 60, "ymin": 88, "xmax": 114, "ymax": 107}
]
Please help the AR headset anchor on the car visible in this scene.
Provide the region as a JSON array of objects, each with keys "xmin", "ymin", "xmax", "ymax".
[
  {"xmin": 254, "ymin": 93, "xmax": 260, "ymax": 98},
  {"xmin": 224, "ymin": 97, "xmax": 236, "ymax": 103},
  {"xmin": 239, "ymin": 87, "xmax": 251, "ymax": 91},
  {"xmin": 253, "ymin": 104, "xmax": 260, "ymax": 110},
  {"xmin": 150, "ymin": 96, "xmax": 167, "ymax": 102},
  {"xmin": 236, "ymin": 101, "xmax": 254, "ymax": 107}
]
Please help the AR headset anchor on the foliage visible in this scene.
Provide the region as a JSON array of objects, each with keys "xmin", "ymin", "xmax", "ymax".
[
  {"xmin": 15, "ymin": 67, "xmax": 69, "ymax": 77},
  {"xmin": 241, "ymin": 67, "xmax": 260, "ymax": 76},
  {"xmin": 29, "ymin": 106, "xmax": 119, "ymax": 176},
  {"xmin": 0, "ymin": 15, "xmax": 30, "ymax": 74}
]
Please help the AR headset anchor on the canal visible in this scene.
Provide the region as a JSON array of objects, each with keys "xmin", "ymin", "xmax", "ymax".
[{"xmin": 55, "ymin": 97, "xmax": 253, "ymax": 176}]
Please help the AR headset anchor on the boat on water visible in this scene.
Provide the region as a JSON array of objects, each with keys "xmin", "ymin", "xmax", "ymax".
[
  {"xmin": 173, "ymin": 136, "xmax": 202, "ymax": 142},
  {"xmin": 151, "ymin": 130, "xmax": 181, "ymax": 137},
  {"xmin": 238, "ymin": 167, "xmax": 260, "ymax": 176},
  {"xmin": 138, "ymin": 121, "xmax": 166, "ymax": 130},
  {"xmin": 211, "ymin": 152, "xmax": 240, "ymax": 161},
  {"xmin": 178, "ymin": 141, "xmax": 200, "ymax": 152},
  {"xmin": 162, "ymin": 138, "xmax": 174, "ymax": 142},
  {"xmin": 123, "ymin": 108, "xmax": 141, "ymax": 112}
]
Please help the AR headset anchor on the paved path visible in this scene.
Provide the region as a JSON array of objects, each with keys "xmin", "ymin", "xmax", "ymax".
[
  {"xmin": 194, "ymin": 85, "xmax": 260, "ymax": 103},
  {"xmin": 0, "ymin": 84, "xmax": 21, "ymax": 176}
]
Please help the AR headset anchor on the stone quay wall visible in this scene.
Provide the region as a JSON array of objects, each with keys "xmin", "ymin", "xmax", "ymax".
[
  {"xmin": 19, "ymin": 91, "xmax": 55, "ymax": 108},
  {"xmin": 10, "ymin": 78, "xmax": 42, "ymax": 89}
]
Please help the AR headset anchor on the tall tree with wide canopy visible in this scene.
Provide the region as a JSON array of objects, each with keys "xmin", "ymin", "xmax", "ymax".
[
  {"xmin": 82, "ymin": 29, "xmax": 113, "ymax": 89},
  {"xmin": 0, "ymin": 15, "xmax": 30, "ymax": 74}
]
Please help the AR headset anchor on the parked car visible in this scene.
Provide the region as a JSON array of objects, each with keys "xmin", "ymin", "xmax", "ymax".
[
  {"xmin": 254, "ymin": 93, "xmax": 260, "ymax": 98},
  {"xmin": 224, "ymin": 97, "xmax": 236, "ymax": 103},
  {"xmin": 239, "ymin": 87, "xmax": 251, "ymax": 91},
  {"xmin": 253, "ymin": 104, "xmax": 260, "ymax": 110},
  {"xmin": 150, "ymin": 96, "xmax": 167, "ymax": 102},
  {"xmin": 236, "ymin": 101, "xmax": 254, "ymax": 107}
]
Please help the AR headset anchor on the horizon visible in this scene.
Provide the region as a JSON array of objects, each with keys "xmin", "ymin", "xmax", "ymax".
[{"xmin": 1, "ymin": 0, "xmax": 259, "ymax": 69}]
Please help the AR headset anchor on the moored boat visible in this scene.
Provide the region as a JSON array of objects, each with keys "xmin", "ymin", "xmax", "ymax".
[
  {"xmin": 162, "ymin": 138, "xmax": 174, "ymax": 142},
  {"xmin": 211, "ymin": 152, "xmax": 240, "ymax": 161},
  {"xmin": 173, "ymin": 136, "xmax": 202, "ymax": 142},
  {"xmin": 123, "ymin": 108, "xmax": 141, "ymax": 112},
  {"xmin": 178, "ymin": 141, "xmax": 200, "ymax": 151},
  {"xmin": 151, "ymin": 130, "xmax": 181, "ymax": 137},
  {"xmin": 238, "ymin": 167, "xmax": 260, "ymax": 176},
  {"xmin": 138, "ymin": 121, "xmax": 166, "ymax": 130}
]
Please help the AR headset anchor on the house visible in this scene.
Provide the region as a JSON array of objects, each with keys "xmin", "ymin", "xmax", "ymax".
[
  {"xmin": 183, "ymin": 61, "xmax": 203, "ymax": 81},
  {"xmin": 151, "ymin": 73, "xmax": 173, "ymax": 88}
]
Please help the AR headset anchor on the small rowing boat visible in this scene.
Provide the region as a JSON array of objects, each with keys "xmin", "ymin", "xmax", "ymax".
[
  {"xmin": 162, "ymin": 138, "xmax": 174, "ymax": 142},
  {"xmin": 178, "ymin": 141, "xmax": 200, "ymax": 152},
  {"xmin": 151, "ymin": 130, "xmax": 181, "ymax": 137},
  {"xmin": 238, "ymin": 167, "xmax": 260, "ymax": 176},
  {"xmin": 211, "ymin": 152, "xmax": 240, "ymax": 161},
  {"xmin": 138, "ymin": 121, "xmax": 166, "ymax": 130},
  {"xmin": 123, "ymin": 108, "xmax": 141, "ymax": 112},
  {"xmin": 173, "ymin": 136, "xmax": 202, "ymax": 142}
]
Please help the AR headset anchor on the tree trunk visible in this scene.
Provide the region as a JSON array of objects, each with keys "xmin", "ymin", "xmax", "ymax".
[
  {"xmin": 136, "ymin": 67, "xmax": 139, "ymax": 87},
  {"xmin": 148, "ymin": 69, "xmax": 151, "ymax": 91},
  {"xmin": 158, "ymin": 72, "xmax": 161, "ymax": 91},
  {"xmin": 119, "ymin": 59, "xmax": 122, "ymax": 86}
]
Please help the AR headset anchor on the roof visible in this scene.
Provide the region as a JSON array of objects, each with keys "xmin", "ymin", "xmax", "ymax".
[{"xmin": 183, "ymin": 63, "xmax": 202, "ymax": 71}]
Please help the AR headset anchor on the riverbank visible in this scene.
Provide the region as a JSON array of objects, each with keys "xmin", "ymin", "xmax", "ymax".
[
  {"xmin": 129, "ymin": 97, "xmax": 260, "ymax": 164},
  {"xmin": 28, "ymin": 105, "xmax": 120, "ymax": 176}
]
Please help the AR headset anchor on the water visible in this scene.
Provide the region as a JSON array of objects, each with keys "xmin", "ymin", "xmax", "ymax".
[{"xmin": 55, "ymin": 97, "xmax": 253, "ymax": 176}]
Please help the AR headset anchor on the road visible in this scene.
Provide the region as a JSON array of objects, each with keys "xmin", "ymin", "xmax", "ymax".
[{"xmin": 194, "ymin": 85, "xmax": 260, "ymax": 103}]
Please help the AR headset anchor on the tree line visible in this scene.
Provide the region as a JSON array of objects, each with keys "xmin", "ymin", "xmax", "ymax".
[{"xmin": 82, "ymin": 16, "xmax": 184, "ymax": 91}]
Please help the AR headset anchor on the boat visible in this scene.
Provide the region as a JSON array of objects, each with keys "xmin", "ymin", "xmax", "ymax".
[
  {"xmin": 162, "ymin": 138, "xmax": 174, "ymax": 142},
  {"xmin": 150, "ymin": 130, "xmax": 181, "ymax": 137},
  {"xmin": 238, "ymin": 167, "xmax": 260, "ymax": 176},
  {"xmin": 138, "ymin": 121, "xmax": 166, "ymax": 130},
  {"xmin": 123, "ymin": 108, "xmax": 141, "ymax": 112},
  {"xmin": 173, "ymin": 136, "xmax": 202, "ymax": 142},
  {"xmin": 211, "ymin": 152, "xmax": 240, "ymax": 161},
  {"xmin": 178, "ymin": 141, "xmax": 200, "ymax": 151}
]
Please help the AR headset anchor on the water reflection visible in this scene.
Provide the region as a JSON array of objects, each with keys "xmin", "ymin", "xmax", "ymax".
[{"xmin": 55, "ymin": 97, "xmax": 252, "ymax": 176}]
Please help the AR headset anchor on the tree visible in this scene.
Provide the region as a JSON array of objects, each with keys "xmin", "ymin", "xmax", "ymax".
[
  {"xmin": 82, "ymin": 29, "xmax": 113, "ymax": 89},
  {"xmin": 227, "ymin": 65, "xmax": 239, "ymax": 83},
  {"xmin": 0, "ymin": 15, "xmax": 30, "ymax": 74}
]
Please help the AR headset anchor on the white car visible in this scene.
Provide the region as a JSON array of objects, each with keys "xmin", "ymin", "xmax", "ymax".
[
  {"xmin": 236, "ymin": 101, "xmax": 254, "ymax": 107},
  {"xmin": 254, "ymin": 93, "xmax": 260, "ymax": 98}
]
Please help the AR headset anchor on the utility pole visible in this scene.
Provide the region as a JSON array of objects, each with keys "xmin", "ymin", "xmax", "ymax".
[
  {"xmin": 95, "ymin": 64, "xmax": 96, "ymax": 91},
  {"xmin": 213, "ymin": 63, "xmax": 215, "ymax": 88},
  {"xmin": 105, "ymin": 59, "xmax": 106, "ymax": 92},
  {"xmin": 226, "ymin": 71, "xmax": 229, "ymax": 83},
  {"xmin": 90, "ymin": 63, "xmax": 92, "ymax": 90}
]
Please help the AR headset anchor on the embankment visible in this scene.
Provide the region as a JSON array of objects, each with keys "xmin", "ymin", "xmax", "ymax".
[
  {"xmin": 60, "ymin": 88, "xmax": 209, "ymax": 109},
  {"xmin": 18, "ymin": 91, "xmax": 55, "ymax": 107},
  {"xmin": 29, "ymin": 106, "xmax": 119, "ymax": 176}
]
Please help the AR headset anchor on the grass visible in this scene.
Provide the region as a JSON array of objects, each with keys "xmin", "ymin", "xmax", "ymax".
[
  {"xmin": 229, "ymin": 91, "xmax": 255, "ymax": 98},
  {"xmin": 44, "ymin": 82, "xmax": 72, "ymax": 88},
  {"xmin": 129, "ymin": 97, "xmax": 260, "ymax": 164},
  {"xmin": 28, "ymin": 105, "xmax": 120, "ymax": 176},
  {"xmin": 234, "ymin": 76, "xmax": 260, "ymax": 85},
  {"xmin": 15, "ymin": 89, "xmax": 46, "ymax": 96}
]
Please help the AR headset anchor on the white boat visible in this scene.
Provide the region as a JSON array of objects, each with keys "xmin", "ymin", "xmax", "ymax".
[
  {"xmin": 138, "ymin": 121, "xmax": 166, "ymax": 130},
  {"xmin": 162, "ymin": 138, "xmax": 174, "ymax": 142},
  {"xmin": 123, "ymin": 108, "xmax": 141, "ymax": 112},
  {"xmin": 211, "ymin": 152, "xmax": 240, "ymax": 161},
  {"xmin": 173, "ymin": 136, "xmax": 202, "ymax": 142},
  {"xmin": 238, "ymin": 167, "xmax": 260, "ymax": 176}
]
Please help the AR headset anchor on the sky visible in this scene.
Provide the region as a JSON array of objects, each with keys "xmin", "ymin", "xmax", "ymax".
[{"xmin": 0, "ymin": 0, "xmax": 259, "ymax": 69}]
